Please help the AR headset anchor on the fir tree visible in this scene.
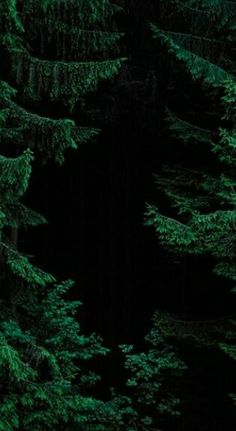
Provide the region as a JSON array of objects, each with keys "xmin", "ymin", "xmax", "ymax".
[
  {"xmin": 145, "ymin": 0, "xmax": 236, "ymax": 404},
  {"xmin": 0, "ymin": 2, "xmax": 187, "ymax": 430},
  {"xmin": 1, "ymin": 0, "xmax": 125, "ymax": 163},
  {"xmin": 0, "ymin": 1, "xmax": 125, "ymax": 429},
  {"xmin": 147, "ymin": 0, "xmax": 236, "ymax": 280}
]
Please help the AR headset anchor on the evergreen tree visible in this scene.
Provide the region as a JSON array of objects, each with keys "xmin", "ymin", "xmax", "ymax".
[
  {"xmin": 0, "ymin": 1, "xmax": 125, "ymax": 429},
  {"xmin": 1, "ymin": 0, "xmax": 125, "ymax": 163},
  {"xmin": 145, "ymin": 0, "xmax": 236, "ymax": 404},
  {"xmin": 0, "ymin": 2, "xmax": 187, "ymax": 430}
]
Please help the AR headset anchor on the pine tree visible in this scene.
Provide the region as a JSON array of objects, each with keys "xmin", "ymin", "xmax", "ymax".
[
  {"xmin": 0, "ymin": 1, "xmax": 126, "ymax": 429},
  {"xmin": 145, "ymin": 0, "xmax": 236, "ymax": 403}
]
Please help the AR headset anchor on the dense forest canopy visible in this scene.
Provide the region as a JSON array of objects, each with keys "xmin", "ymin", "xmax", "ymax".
[{"xmin": 1, "ymin": 0, "xmax": 236, "ymax": 430}]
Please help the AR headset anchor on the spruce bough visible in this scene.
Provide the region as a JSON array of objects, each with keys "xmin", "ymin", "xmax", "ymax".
[
  {"xmin": 146, "ymin": 0, "xmax": 236, "ymax": 402},
  {"xmin": 0, "ymin": 1, "xmax": 123, "ymax": 429},
  {"xmin": 0, "ymin": 1, "xmax": 186, "ymax": 430}
]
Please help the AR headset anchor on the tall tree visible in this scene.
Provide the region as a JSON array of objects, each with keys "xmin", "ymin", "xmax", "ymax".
[
  {"xmin": 0, "ymin": 1, "xmax": 125, "ymax": 429},
  {"xmin": 145, "ymin": 0, "xmax": 236, "ymax": 410}
]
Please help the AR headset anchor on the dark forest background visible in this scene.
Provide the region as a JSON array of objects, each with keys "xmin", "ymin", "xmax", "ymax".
[{"xmin": 17, "ymin": 1, "xmax": 236, "ymax": 430}]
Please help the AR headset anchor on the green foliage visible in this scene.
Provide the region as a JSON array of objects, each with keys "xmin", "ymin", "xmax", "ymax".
[
  {"xmin": 114, "ymin": 315, "xmax": 186, "ymax": 430},
  {"xmin": 0, "ymin": 150, "xmax": 33, "ymax": 200},
  {"xmin": 145, "ymin": 203, "xmax": 197, "ymax": 250},
  {"xmin": 0, "ymin": 81, "xmax": 17, "ymax": 101},
  {"xmin": 0, "ymin": 280, "xmax": 120, "ymax": 431},
  {"xmin": 0, "ymin": 2, "xmax": 185, "ymax": 430},
  {"xmin": 145, "ymin": 202, "xmax": 236, "ymax": 266},
  {"xmin": 36, "ymin": 0, "xmax": 120, "ymax": 25},
  {"xmin": 0, "ymin": 2, "xmax": 127, "ymax": 430},
  {"xmin": 20, "ymin": 0, "xmax": 123, "ymax": 61},
  {"xmin": 214, "ymin": 126, "xmax": 236, "ymax": 166},
  {"xmin": 22, "ymin": 18, "xmax": 122, "ymax": 60},
  {"xmin": 148, "ymin": 310, "xmax": 236, "ymax": 349},
  {"xmin": 0, "ymin": 0, "xmax": 24, "ymax": 33},
  {"xmin": 151, "ymin": 25, "xmax": 233, "ymax": 88},
  {"xmin": 3, "ymin": 244, "xmax": 56, "ymax": 286},
  {"xmin": 166, "ymin": 109, "xmax": 213, "ymax": 146},
  {"xmin": 11, "ymin": 51, "xmax": 124, "ymax": 111},
  {"xmin": 1, "ymin": 0, "xmax": 124, "ymax": 160},
  {"xmin": 145, "ymin": 4, "xmax": 236, "ymax": 416},
  {"xmin": 1, "ymin": 98, "xmax": 99, "ymax": 164},
  {"xmin": 2, "ymin": 203, "xmax": 46, "ymax": 229},
  {"xmin": 148, "ymin": 0, "xmax": 236, "ymax": 285},
  {"xmin": 160, "ymin": 0, "xmax": 236, "ymax": 35},
  {"xmin": 0, "ymin": 0, "xmax": 123, "ymax": 265}
]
